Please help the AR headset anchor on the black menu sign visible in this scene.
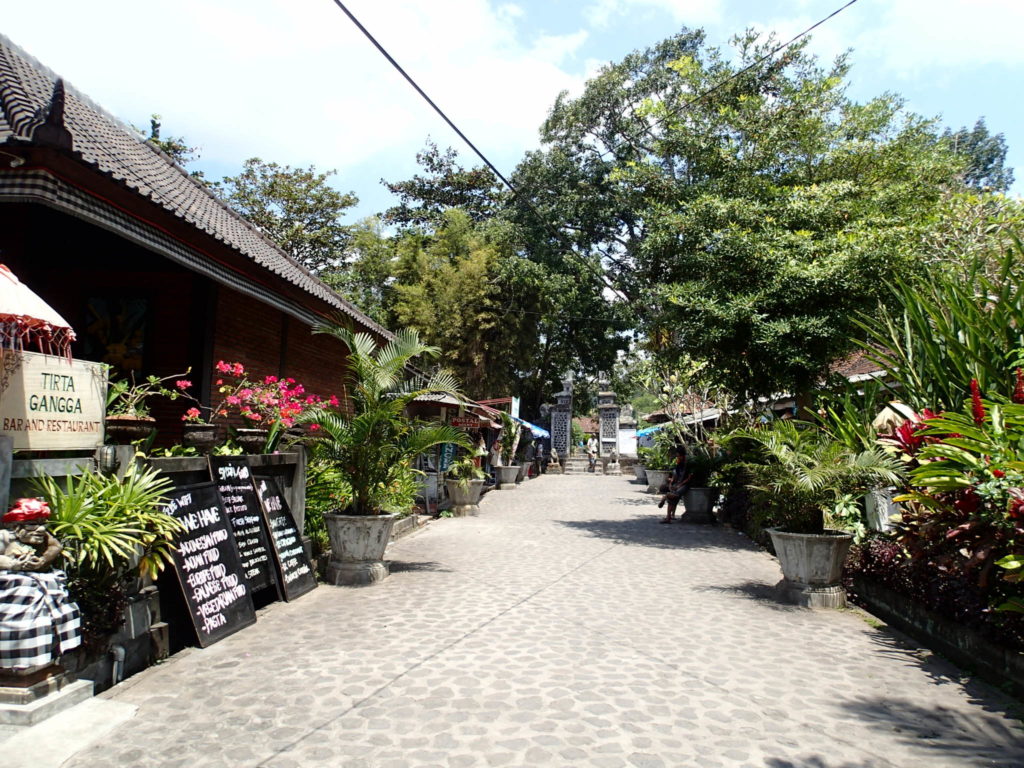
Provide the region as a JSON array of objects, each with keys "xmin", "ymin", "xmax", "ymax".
[
  {"xmin": 165, "ymin": 483, "xmax": 256, "ymax": 647},
  {"xmin": 255, "ymin": 475, "xmax": 317, "ymax": 601},
  {"xmin": 209, "ymin": 456, "xmax": 277, "ymax": 594}
]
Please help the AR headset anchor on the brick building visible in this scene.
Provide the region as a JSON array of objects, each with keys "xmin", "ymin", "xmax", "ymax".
[{"xmin": 0, "ymin": 35, "xmax": 388, "ymax": 442}]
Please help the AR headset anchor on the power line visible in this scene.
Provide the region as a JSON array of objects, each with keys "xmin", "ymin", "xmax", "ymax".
[
  {"xmin": 648, "ymin": 0, "xmax": 860, "ymax": 134},
  {"xmin": 330, "ymin": 0, "xmax": 861, "ymax": 312},
  {"xmin": 329, "ymin": 0, "xmax": 629, "ymax": 304}
]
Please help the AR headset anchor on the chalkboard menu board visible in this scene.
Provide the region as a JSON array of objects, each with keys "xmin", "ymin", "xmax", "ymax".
[
  {"xmin": 209, "ymin": 456, "xmax": 278, "ymax": 595},
  {"xmin": 255, "ymin": 475, "xmax": 317, "ymax": 601},
  {"xmin": 164, "ymin": 483, "xmax": 257, "ymax": 647}
]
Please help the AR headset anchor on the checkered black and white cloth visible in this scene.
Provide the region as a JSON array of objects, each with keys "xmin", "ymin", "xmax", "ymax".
[{"xmin": 0, "ymin": 570, "xmax": 81, "ymax": 670}]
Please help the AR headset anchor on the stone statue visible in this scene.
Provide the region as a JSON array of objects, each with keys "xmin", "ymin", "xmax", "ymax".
[
  {"xmin": 549, "ymin": 448, "xmax": 563, "ymax": 475},
  {"xmin": 605, "ymin": 449, "xmax": 622, "ymax": 476},
  {"xmin": 0, "ymin": 499, "xmax": 82, "ymax": 672}
]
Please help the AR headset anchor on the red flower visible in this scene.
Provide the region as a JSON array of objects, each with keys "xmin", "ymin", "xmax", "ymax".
[
  {"xmin": 970, "ymin": 379, "xmax": 985, "ymax": 425},
  {"xmin": 993, "ymin": 469, "xmax": 1006, "ymax": 479},
  {"xmin": 954, "ymin": 488, "xmax": 981, "ymax": 516},
  {"xmin": 1009, "ymin": 489, "xmax": 1024, "ymax": 520},
  {"xmin": 1014, "ymin": 368, "xmax": 1024, "ymax": 405},
  {"xmin": 309, "ymin": 423, "xmax": 321, "ymax": 431},
  {"xmin": 181, "ymin": 407, "xmax": 202, "ymax": 422}
]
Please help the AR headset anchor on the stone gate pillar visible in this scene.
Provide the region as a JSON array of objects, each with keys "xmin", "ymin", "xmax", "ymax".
[
  {"xmin": 551, "ymin": 374, "xmax": 573, "ymax": 459},
  {"xmin": 597, "ymin": 374, "xmax": 620, "ymax": 459}
]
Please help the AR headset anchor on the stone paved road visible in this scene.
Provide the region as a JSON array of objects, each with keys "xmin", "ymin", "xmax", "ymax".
[{"xmin": 66, "ymin": 474, "xmax": 1023, "ymax": 768}]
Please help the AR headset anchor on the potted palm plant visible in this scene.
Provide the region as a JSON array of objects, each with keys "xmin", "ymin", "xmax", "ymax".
[
  {"xmin": 495, "ymin": 412, "xmax": 521, "ymax": 490},
  {"xmin": 444, "ymin": 450, "xmax": 487, "ymax": 516},
  {"xmin": 642, "ymin": 441, "xmax": 675, "ymax": 494},
  {"xmin": 726, "ymin": 420, "xmax": 903, "ymax": 608},
  {"xmin": 680, "ymin": 442, "xmax": 726, "ymax": 523},
  {"xmin": 302, "ymin": 324, "xmax": 471, "ymax": 586}
]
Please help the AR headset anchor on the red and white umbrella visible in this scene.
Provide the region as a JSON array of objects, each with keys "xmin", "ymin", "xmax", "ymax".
[{"xmin": 0, "ymin": 264, "xmax": 75, "ymax": 358}]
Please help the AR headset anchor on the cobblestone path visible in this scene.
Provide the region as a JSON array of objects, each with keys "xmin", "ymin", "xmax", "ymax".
[{"xmin": 67, "ymin": 474, "xmax": 1023, "ymax": 767}]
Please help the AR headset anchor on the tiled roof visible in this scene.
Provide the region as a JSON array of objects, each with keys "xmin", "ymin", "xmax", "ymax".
[
  {"xmin": 830, "ymin": 349, "xmax": 885, "ymax": 379},
  {"xmin": 0, "ymin": 34, "xmax": 390, "ymax": 338}
]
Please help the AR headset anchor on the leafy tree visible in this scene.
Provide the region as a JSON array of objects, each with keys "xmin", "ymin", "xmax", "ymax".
[
  {"xmin": 215, "ymin": 158, "xmax": 359, "ymax": 273},
  {"xmin": 943, "ymin": 118, "xmax": 1015, "ymax": 192},
  {"xmin": 512, "ymin": 29, "xmax": 969, "ymax": 399},
  {"xmin": 139, "ymin": 114, "xmax": 200, "ymax": 167},
  {"xmin": 381, "ymin": 149, "xmax": 629, "ymax": 415},
  {"xmin": 320, "ymin": 217, "xmax": 398, "ymax": 326},
  {"xmin": 382, "ymin": 140, "xmax": 505, "ymax": 229}
]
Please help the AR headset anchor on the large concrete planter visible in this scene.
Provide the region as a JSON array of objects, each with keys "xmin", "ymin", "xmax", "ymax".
[
  {"xmin": 768, "ymin": 527, "xmax": 854, "ymax": 609},
  {"xmin": 445, "ymin": 479, "xmax": 484, "ymax": 516},
  {"xmin": 324, "ymin": 513, "xmax": 397, "ymax": 586},
  {"xmin": 496, "ymin": 465, "xmax": 520, "ymax": 489},
  {"xmin": 633, "ymin": 465, "xmax": 647, "ymax": 484},
  {"xmin": 645, "ymin": 469, "xmax": 669, "ymax": 494},
  {"xmin": 681, "ymin": 487, "xmax": 719, "ymax": 524}
]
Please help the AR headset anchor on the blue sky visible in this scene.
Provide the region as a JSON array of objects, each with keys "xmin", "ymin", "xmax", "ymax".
[{"xmin": 5, "ymin": 1, "xmax": 1022, "ymax": 221}]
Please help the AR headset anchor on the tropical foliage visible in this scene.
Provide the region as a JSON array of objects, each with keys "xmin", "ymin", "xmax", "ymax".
[
  {"xmin": 301, "ymin": 324, "xmax": 472, "ymax": 515},
  {"xmin": 725, "ymin": 420, "xmax": 903, "ymax": 535},
  {"xmin": 856, "ymin": 240, "xmax": 1024, "ymax": 412}
]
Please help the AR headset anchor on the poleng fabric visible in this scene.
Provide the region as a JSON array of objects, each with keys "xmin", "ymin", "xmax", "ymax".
[{"xmin": 0, "ymin": 570, "xmax": 81, "ymax": 669}]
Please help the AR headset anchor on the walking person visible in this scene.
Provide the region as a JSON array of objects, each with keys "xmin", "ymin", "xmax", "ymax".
[
  {"xmin": 658, "ymin": 445, "xmax": 690, "ymax": 524},
  {"xmin": 587, "ymin": 436, "xmax": 599, "ymax": 472}
]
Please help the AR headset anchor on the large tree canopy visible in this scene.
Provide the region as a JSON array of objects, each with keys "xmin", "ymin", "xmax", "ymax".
[
  {"xmin": 511, "ymin": 30, "xmax": 973, "ymax": 398},
  {"xmin": 216, "ymin": 158, "xmax": 359, "ymax": 274}
]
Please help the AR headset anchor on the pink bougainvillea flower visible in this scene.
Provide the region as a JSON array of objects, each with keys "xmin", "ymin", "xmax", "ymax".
[
  {"xmin": 232, "ymin": 363, "xmax": 245, "ymax": 376},
  {"xmin": 244, "ymin": 412, "xmax": 262, "ymax": 421},
  {"xmin": 329, "ymin": 395, "xmax": 340, "ymax": 408},
  {"xmin": 264, "ymin": 375, "xmax": 278, "ymax": 384},
  {"xmin": 226, "ymin": 395, "xmax": 241, "ymax": 405},
  {"xmin": 970, "ymin": 379, "xmax": 985, "ymax": 425},
  {"xmin": 1014, "ymin": 368, "xmax": 1024, "ymax": 405},
  {"xmin": 175, "ymin": 380, "xmax": 192, "ymax": 390},
  {"xmin": 216, "ymin": 360, "xmax": 231, "ymax": 373},
  {"xmin": 181, "ymin": 407, "xmax": 203, "ymax": 422},
  {"xmin": 309, "ymin": 423, "xmax": 320, "ymax": 431}
]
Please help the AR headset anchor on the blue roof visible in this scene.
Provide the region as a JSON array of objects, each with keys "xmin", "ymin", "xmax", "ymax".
[{"xmin": 511, "ymin": 415, "xmax": 550, "ymax": 439}]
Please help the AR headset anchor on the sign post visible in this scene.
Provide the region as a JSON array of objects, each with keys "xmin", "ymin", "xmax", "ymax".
[{"xmin": 0, "ymin": 351, "xmax": 105, "ymax": 450}]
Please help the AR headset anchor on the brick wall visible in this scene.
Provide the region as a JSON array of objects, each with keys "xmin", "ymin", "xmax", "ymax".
[{"xmin": 211, "ymin": 288, "xmax": 351, "ymax": 403}]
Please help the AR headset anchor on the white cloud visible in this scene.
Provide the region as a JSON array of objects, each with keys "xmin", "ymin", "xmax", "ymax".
[
  {"xmin": 586, "ymin": 0, "xmax": 723, "ymax": 28},
  {"xmin": 751, "ymin": 0, "xmax": 1024, "ymax": 80},
  {"xmin": 2, "ymin": 0, "xmax": 588, "ymax": 207}
]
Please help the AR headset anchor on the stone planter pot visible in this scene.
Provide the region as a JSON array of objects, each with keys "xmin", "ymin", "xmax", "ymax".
[
  {"xmin": 496, "ymin": 465, "xmax": 520, "ymax": 489},
  {"xmin": 105, "ymin": 415, "xmax": 156, "ymax": 443},
  {"xmin": 182, "ymin": 423, "xmax": 218, "ymax": 454},
  {"xmin": 768, "ymin": 527, "xmax": 854, "ymax": 609},
  {"xmin": 445, "ymin": 479, "xmax": 484, "ymax": 516},
  {"xmin": 324, "ymin": 512, "xmax": 397, "ymax": 586},
  {"xmin": 645, "ymin": 469, "xmax": 670, "ymax": 494},
  {"xmin": 633, "ymin": 465, "xmax": 648, "ymax": 484},
  {"xmin": 235, "ymin": 428, "xmax": 269, "ymax": 454},
  {"xmin": 681, "ymin": 487, "xmax": 719, "ymax": 524}
]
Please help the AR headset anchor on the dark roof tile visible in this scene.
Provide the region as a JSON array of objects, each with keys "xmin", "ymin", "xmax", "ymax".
[{"xmin": 0, "ymin": 34, "xmax": 390, "ymax": 338}]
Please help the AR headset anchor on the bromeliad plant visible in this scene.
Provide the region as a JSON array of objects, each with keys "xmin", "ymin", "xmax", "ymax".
[
  {"xmin": 891, "ymin": 382, "xmax": 1024, "ymax": 588},
  {"xmin": 300, "ymin": 325, "xmax": 472, "ymax": 515}
]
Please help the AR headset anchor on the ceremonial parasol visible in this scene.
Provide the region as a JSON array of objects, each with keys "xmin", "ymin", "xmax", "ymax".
[
  {"xmin": 0, "ymin": 264, "xmax": 76, "ymax": 392},
  {"xmin": 0, "ymin": 264, "xmax": 75, "ymax": 358}
]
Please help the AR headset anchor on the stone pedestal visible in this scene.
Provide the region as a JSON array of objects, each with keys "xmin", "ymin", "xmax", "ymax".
[
  {"xmin": 324, "ymin": 513, "xmax": 397, "ymax": 586},
  {"xmin": 768, "ymin": 528, "xmax": 854, "ymax": 609},
  {"xmin": 0, "ymin": 666, "xmax": 93, "ymax": 726}
]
